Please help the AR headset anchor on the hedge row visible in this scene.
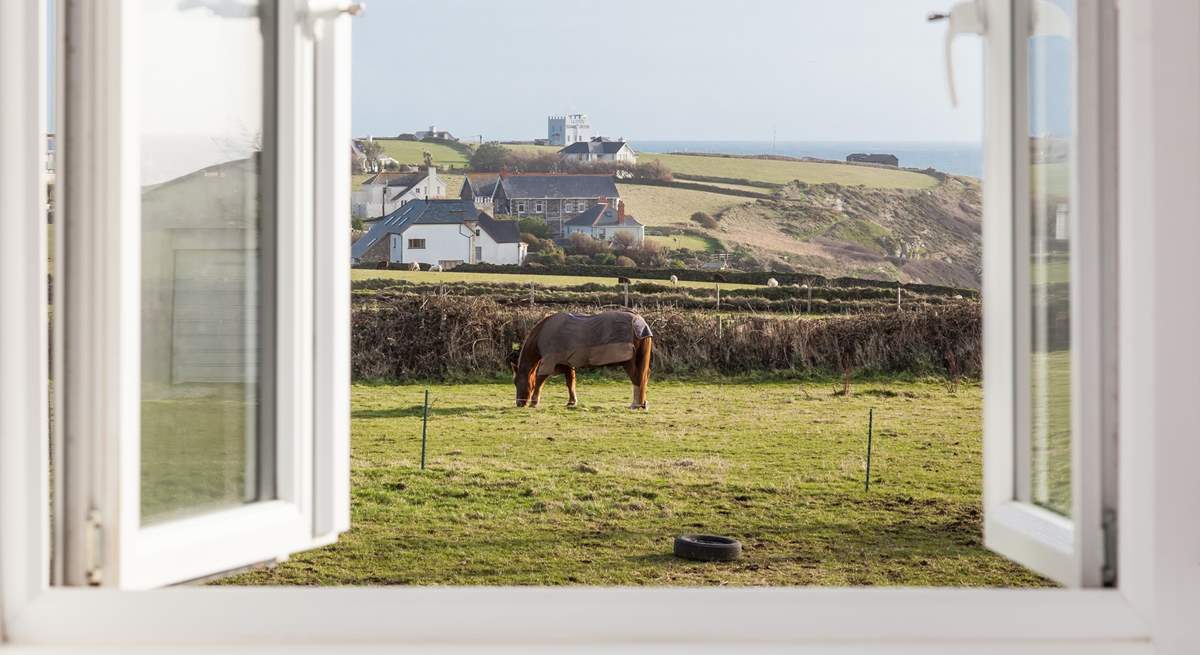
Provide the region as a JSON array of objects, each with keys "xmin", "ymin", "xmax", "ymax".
[
  {"xmin": 439, "ymin": 263, "xmax": 978, "ymax": 297},
  {"xmin": 351, "ymin": 295, "xmax": 981, "ymax": 381}
]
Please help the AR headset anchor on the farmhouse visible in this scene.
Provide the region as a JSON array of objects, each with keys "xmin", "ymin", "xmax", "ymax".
[
  {"xmin": 562, "ymin": 200, "xmax": 644, "ymax": 244},
  {"xmin": 350, "ymin": 199, "xmax": 526, "ymax": 267},
  {"xmin": 414, "ymin": 125, "xmax": 457, "ymax": 141},
  {"xmin": 490, "ymin": 173, "xmax": 621, "ymax": 236},
  {"xmin": 847, "ymin": 153, "xmax": 900, "ymax": 167},
  {"xmin": 558, "ymin": 137, "xmax": 637, "ymax": 164},
  {"xmin": 351, "ymin": 166, "xmax": 446, "ymax": 219}
]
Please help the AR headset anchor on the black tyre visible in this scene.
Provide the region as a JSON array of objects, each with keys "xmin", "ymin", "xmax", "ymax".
[{"xmin": 673, "ymin": 534, "xmax": 742, "ymax": 562}]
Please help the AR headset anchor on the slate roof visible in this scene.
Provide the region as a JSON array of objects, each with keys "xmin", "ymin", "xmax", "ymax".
[
  {"xmin": 563, "ymin": 203, "xmax": 643, "ymax": 228},
  {"xmin": 351, "ymin": 200, "xmax": 517, "ymax": 260},
  {"xmin": 463, "ymin": 173, "xmax": 501, "ymax": 199},
  {"xmin": 363, "ymin": 171, "xmax": 428, "ymax": 188},
  {"xmin": 477, "ymin": 212, "xmax": 521, "ymax": 243},
  {"xmin": 498, "ymin": 174, "xmax": 619, "ymax": 199},
  {"xmin": 558, "ymin": 140, "xmax": 634, "ymax": 156}
]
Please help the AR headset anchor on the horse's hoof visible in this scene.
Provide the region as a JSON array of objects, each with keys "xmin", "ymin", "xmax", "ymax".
[{"xmin": 566, "ymin": 401, "xmax": 577, "ymax": 408}]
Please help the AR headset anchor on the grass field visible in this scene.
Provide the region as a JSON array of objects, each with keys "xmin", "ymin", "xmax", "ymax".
[
  {"xmin": 617, "ymin": 183, "xmax": 749, "ymax": 227},
  {"xmin": 646, "ymin": 233, "xmax": 720, "ymax": 252},
  {"xmin": 220, "ymin": 377, "xmax": 1048, "ymax": 587},
  {"xmin": 637, "ymin": 153, "xmax": 940, "ymax": 190},
  {"xmin": 374, "ymin": 138, "xmax": 470, "ymax": 169},
  {"xmin": 351, "ymin": 269, "xmax": 761, "ymax": 290}
]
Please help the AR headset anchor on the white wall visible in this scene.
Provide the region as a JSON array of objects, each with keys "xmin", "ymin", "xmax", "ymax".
[
  {"xmin": 476, "ymin": 229, "xmax": 524, "ymax": 265},
  {"xmin": 389, "ymin": 223, "xmax": 472, "ymax": 265}
]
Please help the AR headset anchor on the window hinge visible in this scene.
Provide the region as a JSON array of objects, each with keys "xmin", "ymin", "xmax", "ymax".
[
  {"xmin": 85, "ymin": 508, "xmax": 104, "ymax": 586},
  {"xmin": 1101, "ymin": 508, "xmax": 1117, "ymax": 587}
]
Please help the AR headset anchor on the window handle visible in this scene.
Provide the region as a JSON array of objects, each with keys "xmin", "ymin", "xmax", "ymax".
[{"xmin": 928, "ymin": 0, "xmax": 986, "ymax": 107}]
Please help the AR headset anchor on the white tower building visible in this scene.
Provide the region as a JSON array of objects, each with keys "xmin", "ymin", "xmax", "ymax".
[{"xmin": 547, "ymin": 114, "xmax": 592, "ymax": 146}]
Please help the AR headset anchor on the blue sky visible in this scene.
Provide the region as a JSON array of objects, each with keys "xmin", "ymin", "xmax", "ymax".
[{"xmin": 351, "ymin": 0, "xmax": 985, "ymax": 142}]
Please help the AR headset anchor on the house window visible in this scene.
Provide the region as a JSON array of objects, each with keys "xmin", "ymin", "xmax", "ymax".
[
  {"xmin": 534, "ymin": 201, "xmax": 545, "ymax": 213},
  {"xmin": 475, "ymin": 246, "xmax": 482, "ymax": 262},
  {"xmin": 408, "ymin": 238, "xmax": 426, "ymax": 249},
  {"xmin": 515, "ymin": 201, "xmax": 526, "ymax": 213}
]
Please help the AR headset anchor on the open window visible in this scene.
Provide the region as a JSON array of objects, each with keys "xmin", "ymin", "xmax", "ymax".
[
  {"xmin": 978, "ymin": 0, "xmax": 1118, "ymax": 587},
  {"xmin": 53, "ymin": 0, "xmax": 351, "ymax": 589}
]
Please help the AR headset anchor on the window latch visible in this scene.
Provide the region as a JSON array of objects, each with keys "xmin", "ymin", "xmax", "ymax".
[
  {"xmin": 85, "ymin": 508, "xmax": 104, "ymax": 586},
  {"xmin": 304, "ymin": 1, "xmax": 365, "ymax": 41},
  {"xmin": 928, "ymin": 1, "xmax": 986, "ymax": 107}
]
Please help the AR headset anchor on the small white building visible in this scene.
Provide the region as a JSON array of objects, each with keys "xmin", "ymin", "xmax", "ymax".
[
  {"xmin": 351, "ymin": 199, "xmax": 526, "ymax": 267},
  {"xmin": 562, "ymin": 200, "xmax": 644, "ymax": 244},
  {"xmin": 351, "ymin": 167, "xmax": 446, "ymax": 219},
  {"xmin": 559, "ymin": 138, "xmax": 637, "ymax": 164}
]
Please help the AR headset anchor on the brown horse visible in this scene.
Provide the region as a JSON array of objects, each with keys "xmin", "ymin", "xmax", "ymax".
[{"xmin": 509, "ymin": 311, "xmax": 653, "ymax": 410}]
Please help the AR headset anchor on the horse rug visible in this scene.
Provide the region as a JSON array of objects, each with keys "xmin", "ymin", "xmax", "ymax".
[{"xmin": 536, "ymin": 312, "xmax": 653, "ymax": 372}]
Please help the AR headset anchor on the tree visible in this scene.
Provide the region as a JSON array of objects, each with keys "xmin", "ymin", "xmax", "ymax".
[
  {"xmin": 614, "ymin": 255, "xmax": 637, "ymax": 268},
  {"xmin": 565, "ymin": 232, "xmax": 609, "ymax": 257},
  {"xmin": 469, "ymin": 143, "xmax": 512, "ymax": 172},
  {"xmin": 517, "ymin": 216, "xmax": 551, "ymax": 239},
  {"xmin": 359, "ymin": 140, "xmax": 383, "ymax": 172},
  {"xmin": 611, "ymin": 232, "xmax": 636, "ymax": 252}
]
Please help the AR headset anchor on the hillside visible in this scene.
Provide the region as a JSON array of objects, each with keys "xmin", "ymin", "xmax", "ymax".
[
  {"xmin": 712, "ymin": 178, "xmax": 981, "ymax": 287},
  {"xmin": 372, "ymin": 138, "xmax": 470, "ymax": 168}
]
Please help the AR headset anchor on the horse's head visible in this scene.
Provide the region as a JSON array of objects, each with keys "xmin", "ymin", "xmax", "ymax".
[{"xmin": 509, "ymin": 349, "xmax": 533, "ymax": 407}]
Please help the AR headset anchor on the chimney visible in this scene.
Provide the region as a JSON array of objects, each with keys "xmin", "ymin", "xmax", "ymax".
[{"xmin": 617, "ymin": 200, "xmax": 626, "ymax": 224}]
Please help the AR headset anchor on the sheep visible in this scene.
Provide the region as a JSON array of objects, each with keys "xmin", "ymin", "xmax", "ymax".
[
  {"xmin": 429, "ymin": 263, "xmax": 444, "ymax": 272},
  {"xmin": 408, "ymin": 261, "xmax": 420, "ymax": 271},
  {"xmin": 669, "ymin": 275, "xmax": 678, "ymax": 286},
  {"xmin": 767, "ymin": 278, "xmax": 779, "ymax": 287}
]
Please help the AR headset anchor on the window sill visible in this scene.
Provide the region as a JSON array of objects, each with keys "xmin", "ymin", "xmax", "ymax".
[{"xmin": 5, "ymin": 587, "xmax": 1147, "ymax": 648}]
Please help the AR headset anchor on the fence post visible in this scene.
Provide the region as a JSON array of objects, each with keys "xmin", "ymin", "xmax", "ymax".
[
  {"xmin": 864, "ymin": 407, "xmax": 874, "ymax": 491},
  {"xmin": 623, "ymin": 282, "xmax": 629, "ymax": 308},
  {"xmin": 896, "ymin": 283, "xmax": 902, "ymax": 312},
  {"xmin": 420, "ymin": 387, "xmax": 429, "ymax": 470},
  {"xmin": 803, "ymin": 284, "xmax": 811, "ymax": 313},
  {"xmin": 715, "ymin": 283, "xmax": 721, "ymax": 311},
  {"xmin": 529, "ymin": 280, "xmax": 534, "ymax": 307}
]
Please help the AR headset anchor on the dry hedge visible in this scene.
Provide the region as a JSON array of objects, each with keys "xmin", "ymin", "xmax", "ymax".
[{"xmin": 352, "ymin": 296, "xmax": 981, "ymax": 382}]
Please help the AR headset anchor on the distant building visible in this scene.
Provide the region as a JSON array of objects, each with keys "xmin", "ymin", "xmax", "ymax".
[
  {"xmin": 547, "ymin": 114, "xmax": 592, "ymax": 146},
  {"xmin": 351, "ymin": 167, "xmax": 446, "ymax": 219},
  {"xmin": 465, "ymin": 171, "xmax": 619, "ymax": 236},
  {"xmin": 563, "ymin": 200, "xmax": 644, "ymax": 244},
  {"xmin": 350, "ymin": 199, "xmax": 525, "ymax": 267},
  {"xmin": 847, "ymin": 153, "xmax": 899, "ymax": 167},
  {"xmin": 460, "ymin": 173, "xmax": 501, "ymax": 212},
  {"xmin": 414, "ymin": 125, "xmax": 457, "ymax": 141},
  {"xmin": 559, "ymin": 138, "xmax": 637, "ymax": 164}
]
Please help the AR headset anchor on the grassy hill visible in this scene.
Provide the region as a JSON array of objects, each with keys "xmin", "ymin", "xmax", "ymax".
[
  {"xmin": 637, "ymin": 152, "xmax": 939, "ymax": 189},
  {"xmin": 616, "ymin": 183, "xmax": 747, "ymax": 226},
  {"xmin": 373, "ymin": 138, "xmax": 470, "ymax": 168}
]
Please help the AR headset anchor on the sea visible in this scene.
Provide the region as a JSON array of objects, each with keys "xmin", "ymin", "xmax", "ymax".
[{"xmin": 630, "ymin": 141, "xmax": 983, "ymax": 179}]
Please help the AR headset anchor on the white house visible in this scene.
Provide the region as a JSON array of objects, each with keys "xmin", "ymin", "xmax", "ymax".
[
  {"xmin": 559, "ymin": 138, "xmax": 637, "ymax": 164},
  {"xmin": 547, "ymin": 113, "xmax": 591, "ymax": 146},
  {"xmin": 351, "ymin": 199, "xmax": 526, "ymax": 267},
  {"xmin": 562, "ymin": 200, "xmax": 644, "ymax": 244},
  {"xmin": 350, "ymin": 167, "xmax": 445, "ymax": 219}
]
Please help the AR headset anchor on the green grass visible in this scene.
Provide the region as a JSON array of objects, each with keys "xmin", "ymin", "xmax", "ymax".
[
  {"xmin": 219, "ymin": 377, "xmax": 1049, "ymax": 587},
  {"xmin": 617, "ymin": 183, "xmax": 749, "ymax": 227},
  {"xmin": 638, "ymin": 153, "xmax": 940, "ymax": 190},
  {"xmin": 351, "ymin": 269, "xmax": 761, "ymax": 290},
  {"xmin": 646, "ymin": 233, "xmax": 721, "ymax": 253},
  {"xmin": 374, "ymin": 139, "xmax": 470, "ymax": 169}
]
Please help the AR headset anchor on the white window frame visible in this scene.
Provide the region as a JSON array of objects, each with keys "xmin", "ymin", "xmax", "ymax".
[
  {"xmin": 408, "ymin": 238, "xmax": 426, "ymax": 250},
  {"xmin": 4, "ymin": 0, "xmax": 1200, "ymax": 651},
  {"xmin": 981, "ymin": 0, "xmax": 1116, "ymax": 588},
  {"xmin": 33, "ymin": 0, "xmax": 347, "ymax": 591}
]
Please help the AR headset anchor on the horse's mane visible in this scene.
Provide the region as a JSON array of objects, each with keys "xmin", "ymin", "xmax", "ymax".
[{"xmin": 517, "ymin": 314, "xmax": 554, "ymax": 371}]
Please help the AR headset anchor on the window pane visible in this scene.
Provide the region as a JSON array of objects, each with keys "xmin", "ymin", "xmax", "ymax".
[
  {"xmin": 1028, "ymin": 0, "xmax": 1074, "ymax": 516},
  {"xmin": 139, "ymin": 0, "xmax": 268, "ymax": 525}
]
